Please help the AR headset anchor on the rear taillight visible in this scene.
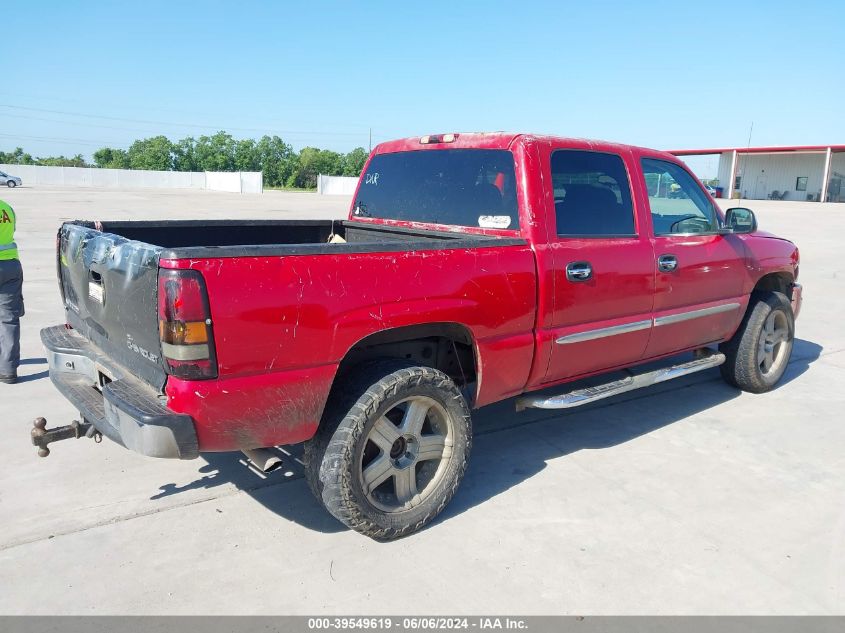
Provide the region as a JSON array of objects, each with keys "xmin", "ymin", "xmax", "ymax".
[{"xmin": 158, "ymin": 269, "xmax": 217, "ymax": 379}]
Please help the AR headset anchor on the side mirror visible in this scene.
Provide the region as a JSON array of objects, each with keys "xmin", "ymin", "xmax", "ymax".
[{"xmin": 722, "ymin": 207, "xmax": 757, "ymax": 234}]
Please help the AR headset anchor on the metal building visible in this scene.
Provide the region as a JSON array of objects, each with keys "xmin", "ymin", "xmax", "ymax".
[{"xmin": 670, "ymin": 145, "xmax": 845, "ymax": 202}]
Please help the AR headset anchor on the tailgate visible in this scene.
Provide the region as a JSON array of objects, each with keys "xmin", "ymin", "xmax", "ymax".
[{"xmin": 59, "ymin": 223, "xmax": 167, "ymax": 390}]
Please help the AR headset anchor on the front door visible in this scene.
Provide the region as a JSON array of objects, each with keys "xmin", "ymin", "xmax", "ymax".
[
  {"xmin": 755, "ymin": 176, "xmax": 768, "ymax": 200},
  {"xmin": 638, "ymin": 156, "xmax": 748, "ymax": 358},
  {"xmin": 540, "ymin": 148, "xmax": 655, "ymax": 384}
]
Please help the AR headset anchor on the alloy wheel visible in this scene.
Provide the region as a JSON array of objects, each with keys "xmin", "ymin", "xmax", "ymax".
[
  {"xmin": 758, "ymin": 310, "xmax": 790, "ymax": 377},
  {"xmin": 358, "ymin": 395, "xmax": 454, "ymax": 513}
]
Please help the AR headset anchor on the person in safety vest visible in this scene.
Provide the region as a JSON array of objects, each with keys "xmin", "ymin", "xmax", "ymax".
[{"xmin": 0, "ymin": 199, "xmax": 23, "ymax": 384}]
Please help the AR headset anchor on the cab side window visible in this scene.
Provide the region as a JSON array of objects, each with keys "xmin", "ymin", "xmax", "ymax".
[
  {"xmin": 551, "ymin": 150, "xmax": 636, "ymax": 237},
  {"xmin": 641, "ymin": 158, "xmax": 719, "ymax": 235}
]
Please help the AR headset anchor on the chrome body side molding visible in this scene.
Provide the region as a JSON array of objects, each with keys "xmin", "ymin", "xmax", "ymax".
[
  {"xmin": 654, "ymin": 302, "xmax": 740, "ymax": 327},
  {"xmin": 554, "ymin": 302, "xmax": 740, "ymax": 346},
  {"xmin": 555, "ymin": 319, "xmax": 652, "ymax": 345}
]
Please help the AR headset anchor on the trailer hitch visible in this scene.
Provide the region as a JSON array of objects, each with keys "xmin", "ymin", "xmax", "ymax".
[{"xmin": 31, "ymin": 417, "xmax": 101, "ymax": 457}]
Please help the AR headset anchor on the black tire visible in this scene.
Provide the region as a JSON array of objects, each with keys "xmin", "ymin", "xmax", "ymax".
[
  {"xmin": 304, "ymin": 360, "xmax": 472, "ymax": 540},
  {"xmin": 6, "ymin": 181, "xmax": 15, "ymax": 188},
  {"xmin": 719, "ymin": 291, "xmax": 794, "ymax": 393}
]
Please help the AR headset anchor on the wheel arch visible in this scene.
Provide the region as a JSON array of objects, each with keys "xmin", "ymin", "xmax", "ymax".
[
  {"xmin": 723, "ymin": 271, "xmax": 796, "ymax": 344},
  {"xmin": 752, "ymin": 271, "xmax": 795, "ymax": 299},
  {"xmin": 331, "ymin": 322, "xmax": 480, "ymax": 404}
]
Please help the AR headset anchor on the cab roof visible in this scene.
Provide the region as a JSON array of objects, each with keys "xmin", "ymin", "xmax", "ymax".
[{"xmin": 373, "ymin": 132, "xmax": 677, "ymax": 161}]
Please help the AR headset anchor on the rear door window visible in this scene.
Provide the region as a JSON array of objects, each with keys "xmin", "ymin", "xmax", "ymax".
[
  {"xmin": 550, "ymin": 150, "xmax": 636, "ymax": 236},
  {"xmin": 353, "ymin": 149, "xmax": 519, "ymax": 229}
]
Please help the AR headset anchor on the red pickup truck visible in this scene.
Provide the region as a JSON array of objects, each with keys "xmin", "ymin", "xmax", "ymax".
[{"xmin": 35, "ymin": 133, "xmax": 801, "ymax": 539}]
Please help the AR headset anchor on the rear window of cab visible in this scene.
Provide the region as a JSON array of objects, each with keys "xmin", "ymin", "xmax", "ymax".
[{"xmin": 353, "ymin": 149, "xmax": 519, "ymax": 229}]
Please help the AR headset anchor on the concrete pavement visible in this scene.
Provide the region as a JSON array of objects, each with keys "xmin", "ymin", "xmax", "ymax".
[{"xmin": 0, "ymin": 187, "xmax": 842, "ymax": 614}]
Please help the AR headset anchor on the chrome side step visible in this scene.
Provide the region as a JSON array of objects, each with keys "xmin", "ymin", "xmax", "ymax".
[{"xmin": 516, "ymin": 351, "xmax": 725, "ymax": 411}]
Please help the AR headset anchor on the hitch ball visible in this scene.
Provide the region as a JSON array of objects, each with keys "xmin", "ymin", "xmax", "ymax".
[
  {"xmin": 32, "ymin": 418, "xmax": 50, "ymax": 457},
  {"xmin": 31, "ymin": 417, "xmax": 94, "ymax": 458}
]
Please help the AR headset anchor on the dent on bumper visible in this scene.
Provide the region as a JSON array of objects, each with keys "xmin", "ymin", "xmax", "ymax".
[{"xmin": 41, "ymin": 325, "xmax": 198, "ymax": 459}]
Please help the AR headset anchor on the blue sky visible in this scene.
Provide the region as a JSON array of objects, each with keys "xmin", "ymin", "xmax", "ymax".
[{"xmin": 4, "ymin": 1, "xmax": 842, "ymax": 176}]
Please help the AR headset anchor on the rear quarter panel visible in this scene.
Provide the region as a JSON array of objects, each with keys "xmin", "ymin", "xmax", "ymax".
[{"xmin": 161, "ymin": 243, "xmax": 537, "ymax": 451}]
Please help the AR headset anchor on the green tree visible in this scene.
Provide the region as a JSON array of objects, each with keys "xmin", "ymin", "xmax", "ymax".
[
  {"xmin": 93, "ymin": 147, "xmax": 115, "ymax": 168},
  {"xmin": 37, "ymin": 154, "xmax": 90, "ymax": 167},
  {"xmin": 127, "ymin": 136, "xmax": 174, "ymax": 171},
  {"xmin": 0, "ymin": 147, "xmax": 35, "ymax": 165},
  {"xmin": 93, "ymin": 147, "xmax": 130, "ymax": 169},
  {"xmin": 288, "ymin": 147, "xmax": 344, "ymax": 188},
  {"xmin": 195, "ymin": 131, "xmax": 237, "ymax": 172},
  {"xmin": 172, "ymin": 137, "xmax": 197, "ymax": 172},
  {"xmin": 4, "ymin": 133, "xmax": 370, "ymax": 182},
  {"xmin": 234, "ymin": 138, "xmax": 259, "ymax": 172},
  {"xmin": 2, "ymin": 147, "xmax": 89, "ymax": 167},
  {"xmin": 342, "ymin": 147, "xmax": 368, "ymax": 176},
  {"xmin": 255, "ymin": 135, "xmax": 295, "ymax": 187}
]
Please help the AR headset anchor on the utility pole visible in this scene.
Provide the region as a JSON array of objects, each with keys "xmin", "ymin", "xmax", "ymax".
[{"xmin": 369, "ymin": 128, "xmax": 372, "ymax": 153}]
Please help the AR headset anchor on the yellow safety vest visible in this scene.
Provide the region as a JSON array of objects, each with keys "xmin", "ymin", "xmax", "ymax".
[{"xmin": 0, "ymin": 200, "xmax": 17, "ymax": 261}]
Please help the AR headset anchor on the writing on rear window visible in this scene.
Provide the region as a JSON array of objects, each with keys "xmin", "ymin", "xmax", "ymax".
[{"xmin": 354, "ymin": 149, "xmax": 519, "ymax": 229}]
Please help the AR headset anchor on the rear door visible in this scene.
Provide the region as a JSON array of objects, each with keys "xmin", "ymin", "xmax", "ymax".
[
  {"xmin": 59, "ymin": 223, "xmax": 167, "ymax": 389},
  {"xmin": 636, "ymin": 155, "xmax": 747, "ymax": 358},
  {"xmin": 536, "ymin": 146, "xmax": 655, "ymax": 384}
]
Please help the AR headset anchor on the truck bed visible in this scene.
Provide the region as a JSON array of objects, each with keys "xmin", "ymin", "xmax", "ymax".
[
  {"xmin": 56, "ymin": 216, "xmax": 536, "ymax": 451},
  {"xmin": 81, "ymin": 219, "xmax": 514, "ymax": 258},
  {"xmin": 57, "ymin": 218, "xmax": 529, "ymax": 392}
]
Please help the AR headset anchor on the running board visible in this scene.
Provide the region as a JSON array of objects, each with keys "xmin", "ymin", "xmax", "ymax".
[{"xmin": 516, "ymin": 351, "xmax": 726, "ymax": 411}]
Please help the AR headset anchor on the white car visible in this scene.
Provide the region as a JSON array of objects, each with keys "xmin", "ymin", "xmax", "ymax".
[
  {"xmin": 0, "ymin": 170, "xmax": 22, "ymax": 188},
  {"xmin": 702, "ymin": 183, "xmax": 717, "ymax": 197}
]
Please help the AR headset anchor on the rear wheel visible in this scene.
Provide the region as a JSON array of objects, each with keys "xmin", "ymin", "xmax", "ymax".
[
  {"xmin": 719, "ymin": 291, "xmax": 794, "ymax": 393},
  {"xmin": 305, "ymin": 361, "xmax": 471, "ymax": 540}
]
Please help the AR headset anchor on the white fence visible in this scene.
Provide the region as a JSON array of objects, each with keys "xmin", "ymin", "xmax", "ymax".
[
  {"xmin": 317, "ymin": 174, "xmax": 359, "ymax": 195},
  {"xmin": 205, "ymin": 170, "xmax": 263, "ymax": 193},
  {"xmin": 0, "ymin": 164, "xmax": 263, "ymax": 194}
]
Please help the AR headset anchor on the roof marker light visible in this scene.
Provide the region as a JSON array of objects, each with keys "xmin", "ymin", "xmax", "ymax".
[{"xmin": 420, "ymin": 133, "xmax": 458, "ymax": 144}]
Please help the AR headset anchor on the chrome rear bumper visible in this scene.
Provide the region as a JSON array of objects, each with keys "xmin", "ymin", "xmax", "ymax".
[{"xmin": 41, "ymin": 325, "xmax": 198, "ymax": 459}]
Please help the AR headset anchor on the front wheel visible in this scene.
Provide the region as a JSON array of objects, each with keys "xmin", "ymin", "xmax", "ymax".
[
  {"xmin": 6, "ymin": 180, "xmax": 15, "ymax": 188},
  {"xmin": 305, "ymin": 361, "xmax": 472, "ymax": 540},
  {"xmin": 719, "ymin": 291, "xmax": 795, "ymax": 393}
]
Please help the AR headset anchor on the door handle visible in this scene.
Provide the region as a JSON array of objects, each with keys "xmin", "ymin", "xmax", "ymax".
[
  {"xmin": 566, "ymin": 261, "xmax": 593, "ymax": 282},
  {"xmin": 657, "ymin": 254, "xmax": 678, "ymax": 272}
]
